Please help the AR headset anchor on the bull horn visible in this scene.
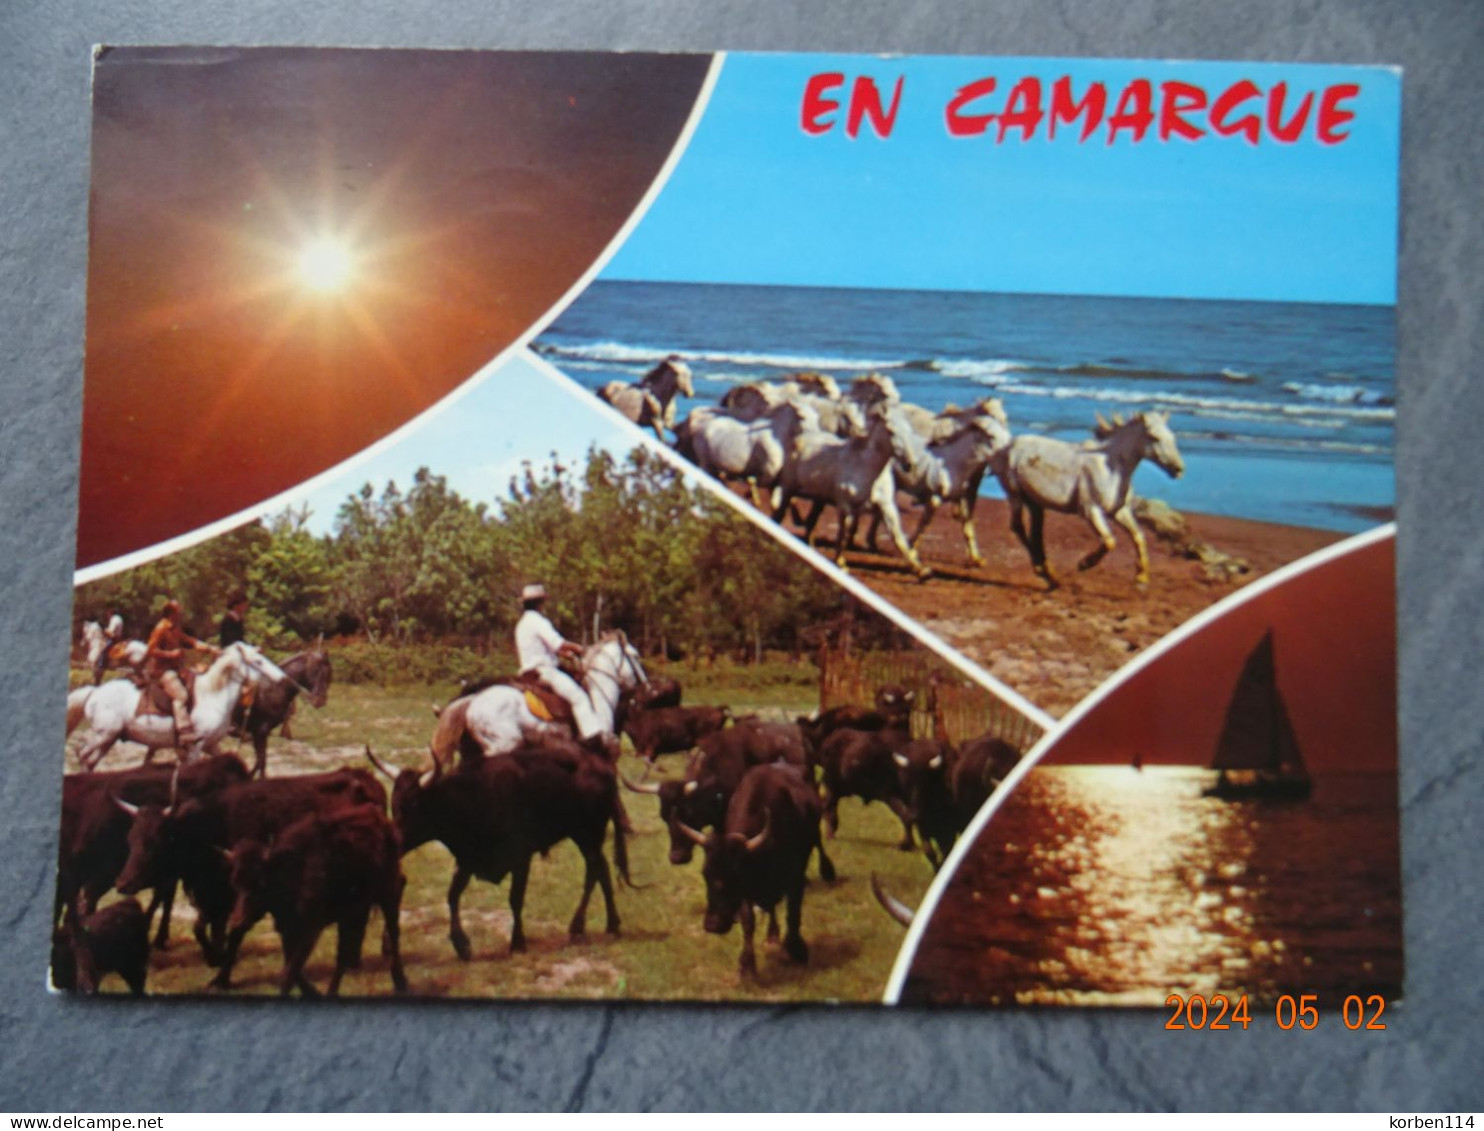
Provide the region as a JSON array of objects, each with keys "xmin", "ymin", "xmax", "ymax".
[
  {"xmin": 1095, "ymin": 411, "xmax": 1111, "ymax": 432},
  {"xmin": 111, "ymin": 793, "xmax": 140, "ymax": 818},
  {"xmin": 682, "ymin": 780, "xmax": 699, "ymax": 796},
  {"xmin": 619, "ymin": 772, "xmax": 662, "ymax": 796},
  {"xmin": 430, "ymin": 703, "xmax": 443, "ymax": 719},
  {"xmin": 737, "ymin": 812, "xmax": 771, "ymax": 853},
  {"xmin": 892, "ymin": 752, "xmax": 910, "ymax": 769},
  {"xmin": 928, "ymin": 755, "xmax": 944, "ymax": 770},
  {"xmin": 675, "ymin": 820, "xmax": 708, "ymax": 848},
  {"xmin": 364, "ymin": 744, "xmax": 398, "ymax": 781},
  {"xmin": 870, "ymin": 873, "xmax": 916, "ymax": 928}
]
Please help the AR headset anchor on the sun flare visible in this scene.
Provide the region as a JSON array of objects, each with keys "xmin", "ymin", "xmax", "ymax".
[{"xmin": 297, "ymin": 237, "xmax": 356, "ymax": 293}]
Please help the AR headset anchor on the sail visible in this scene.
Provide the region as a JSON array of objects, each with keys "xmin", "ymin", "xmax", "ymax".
[{"xmin": 1212, "ymin": 631, "xmax": 1305, "ymax": 774}]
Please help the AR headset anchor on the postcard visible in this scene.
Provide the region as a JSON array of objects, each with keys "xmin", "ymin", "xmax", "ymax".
[{"xmin": 59, "ymin": 47, "xmax": 1399, "ymax": 1008}]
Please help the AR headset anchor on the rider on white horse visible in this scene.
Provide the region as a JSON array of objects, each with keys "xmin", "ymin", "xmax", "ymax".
[
  {"xmin": 144, "ymin": 598, "xmax": 219, "ymax": 749},
  {"xmin": 91, "ymin": 607, "xmax": 125, "ymax": 685},
  {"xmin": 514, "ymin": 583, "xmax": 599, "ymax": 740}
]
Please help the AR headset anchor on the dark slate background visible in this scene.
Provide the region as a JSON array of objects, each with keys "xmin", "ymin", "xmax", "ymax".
[{"xmin": 2, "ymin": 1, "xmax": 1478, "ymax": 1112}]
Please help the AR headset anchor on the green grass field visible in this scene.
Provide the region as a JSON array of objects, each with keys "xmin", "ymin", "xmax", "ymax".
[{"xmin": 63, "ymin": 666, "xmax": 938, "ymax": 1003}]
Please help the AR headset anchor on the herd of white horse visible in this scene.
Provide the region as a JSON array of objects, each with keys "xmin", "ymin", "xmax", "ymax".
[{"xmin": 600, "ymin": 358, "xmax": 1186, "ymax": 588}]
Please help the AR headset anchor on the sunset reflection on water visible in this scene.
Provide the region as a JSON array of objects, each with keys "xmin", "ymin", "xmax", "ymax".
[{"xmin": 901, "ymin": 766, "xmax": 1401, "ymax": 1007}]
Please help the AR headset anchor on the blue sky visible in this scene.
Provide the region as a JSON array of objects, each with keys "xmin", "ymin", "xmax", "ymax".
[
  {"xmin": 607, "ymin": 53, "xmax": 1400, "ymax": 304},
  {"xmin": 293, "ymin": 352, "xmax": 631, "ymax": 536}
]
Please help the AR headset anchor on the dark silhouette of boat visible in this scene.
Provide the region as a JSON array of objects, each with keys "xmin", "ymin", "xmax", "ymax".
[{"xmin": 1204, "ymin": 630, "xmax": 1312, "ymax": 801}]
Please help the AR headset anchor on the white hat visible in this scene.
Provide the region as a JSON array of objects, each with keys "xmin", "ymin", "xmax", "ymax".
[{"xmin": 521, "ymin": 583, "xmax": 548, "ymax": 602}]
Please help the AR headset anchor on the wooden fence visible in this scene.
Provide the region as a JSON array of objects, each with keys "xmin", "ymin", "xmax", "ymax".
[{"xmin": 818, "ymin": 644, "xmax": 1043, "ymax": 755}]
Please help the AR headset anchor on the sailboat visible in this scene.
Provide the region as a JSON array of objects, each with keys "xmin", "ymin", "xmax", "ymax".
[{"xmin": 1204, "ymin": 629, "xmax": 1312, "ymax": 801}]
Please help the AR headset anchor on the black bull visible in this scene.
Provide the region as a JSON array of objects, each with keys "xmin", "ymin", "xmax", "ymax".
[
  {"xmin": 112, "ymin": 766, "xmax": 387, "ymax": 987},
  {"xmin": 673, "ymin": 764, "xmax": 834, "ymax": 978},
  {"xmin": 373, "ymin": 740, "xmax": 633, "ymax": 959}
]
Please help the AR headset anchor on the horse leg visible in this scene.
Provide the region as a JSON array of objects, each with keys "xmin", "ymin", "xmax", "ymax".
[
  {"xmin": 834, "ymin": 510, "xmax": 857, "ymax": 568},
  {"xmin": 875, "ymin": 497, "xmax": 932, "ymax": 580},
  {"xmin": 1077, "ymin": 507, "xmax": 1117, "ymax": 574},
  {"xmin": 1027, "ymin": 502, "xmax": 1058, "ymax": 588},
  {"xmin": 957, "ymin": 497, "xmax": 987, "ymax": 568},
  {"xmin": 910, "ymin": 499, "xmax": 937, "ymax": 551},
  {"xmin": 801, "ymin": 500, "xmax": 826, "ymax": 546},
  {"xmin": 1114, "ymin": 504, "xmax": 1152, "ymax": 585}
]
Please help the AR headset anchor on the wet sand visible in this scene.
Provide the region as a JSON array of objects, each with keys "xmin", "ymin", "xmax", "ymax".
[{"xmin": 786, "ymin": 497, "xmax": 1344, "ymax": 717}]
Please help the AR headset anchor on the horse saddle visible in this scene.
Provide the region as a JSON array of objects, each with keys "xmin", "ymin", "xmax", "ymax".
[
  {"xmin": 508, "ymin": 673, "xmax": 575, "ymax": 728},
  {"xmin": 136, "ymin": 669, "xmax": 197, "ymax": 718}
]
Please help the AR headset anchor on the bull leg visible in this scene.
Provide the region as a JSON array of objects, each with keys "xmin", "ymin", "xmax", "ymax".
[
  {"xmin": 209, "ymin": 922, "xmax": 249, "ymax": 990},
  {"xmin": 766, "ymin": 906, "xmax": 780, "ymax": 943},
  {"xmin": 864, "ymin": 510, "xmax": 883, "ymax": 552},
  {"xmin": 594, "ymin": 846, "xmax": 621, "ymax": 936},
  {"xmin": 251, "ymin": 732, "xmax": 268, "ymax": 779},
  {"xmin": 329, "ymin": 910, "xmax": 370, "ymax": 997},
  {"xmin": 783, "ymin": 882, "xmax": 809, "ymax": 965},
  {"xmin": 888, "ymin": 798, "xmax": 918, "ymax": 851},
  {"xmin": 447, "ymin": 868, "xmax": 473, "ymax": 961},
  {"xmin": 507, "ymin": 857, "xmax": 531, "ymax": 954},
  {"xmin": 815, "ymin": 832, "xmax": 837, "ymax": 883},
  {"xmin": 281, "ymin": 930, "xmax": 321, "ymax": 999},
  {"xmin": 1114, "ymin": 504, "xmax": 1152, "ymax": 585},
  {"xmin": 823, "ymin": 777, "xmax": 841, "ymax": 839},
  {"xmin": 146, "ymin": 882, "xmax": 176, "ymax": 950},
  {"xmin": 383, "ymin": 873, "xmax": 409, "ymax": 994},
  {"xmin": 738, "ymin": 902, "xmax": 758, "ymax": 979},
  {"xmin": 568, "ymin": 848, "xmax": 598, "ymax": 941},
  {"xmin": 1077, "ymin": 506, "xmax": 1117, "ymax": 573}
]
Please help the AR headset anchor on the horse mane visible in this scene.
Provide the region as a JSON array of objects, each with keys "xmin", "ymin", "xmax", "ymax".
[{"xmin": 1092, "ymin": 411, "xmax": 1145, "ymax": 440}]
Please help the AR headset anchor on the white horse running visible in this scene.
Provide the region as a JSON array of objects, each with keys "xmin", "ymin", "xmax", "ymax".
[
  {"xmin": 871, "ymin": 414, "xmax": 1014, "ymax": 567},
  {"xmin": 597, "ymin": 358, "xmax": 695, "ymax": 441},
  {"xmin": 80, "ymin": 621, "xmax": 147, "ymax": 676},
  {"xmin": 773, "ymin": 400, "xmax": 931, "ymax": 578},
  {"xmin": 433, "ymin": 632, "xmax": 649, "ymax": 767},
  {"xmin": 992, "ymin": 410, "xmax": 1185, "ymax": 587},
  {"xmin": 676, "ymin": 396, "xmax": 821, "ymax": 509},
  {"xmin": 66, "ymin": 642, "xmax": 289, "ymax": 771}
]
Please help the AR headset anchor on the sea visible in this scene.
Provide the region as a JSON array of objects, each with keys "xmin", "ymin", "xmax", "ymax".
[
  {"xmin": 536, "ymin": 282, "xmax": 1395, "ymax": 533},
  {"xmin": 898, "ymin": 766, "xmax": 1403, "ymax": 1007}
]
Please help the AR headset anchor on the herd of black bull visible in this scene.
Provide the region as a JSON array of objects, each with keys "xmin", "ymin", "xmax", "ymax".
[{"xmin": 54, "ymin": 681, "xmax": 1021, "ymax": 996}]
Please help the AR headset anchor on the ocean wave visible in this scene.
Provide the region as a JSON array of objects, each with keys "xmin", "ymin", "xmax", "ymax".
[
  {"xmin": 1282, "ymin": 381, "xmax": 1393, "ymax": 407},
  {"xmin": 990, "ymin": 381, "xmax": 1396, "ymax": 423},
  {"xmin": 1220, "ymin": 368, "xmax": 1256, "ymax": 383},
  {"xmin": 930, "ymin": 358, "xmax": 1036, "ymax": 381},
  {"xmin": 538, "ymin": 339, "xmax": 909, "ymax": 374}
]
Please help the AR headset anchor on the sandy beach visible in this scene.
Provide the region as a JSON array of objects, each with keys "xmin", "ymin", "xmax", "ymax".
[{"xmin": 784, "ymin": 496, "xmax": 1346, "ymax": 718}]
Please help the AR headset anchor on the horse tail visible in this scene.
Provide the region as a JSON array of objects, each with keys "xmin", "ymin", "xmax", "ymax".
[
  {"xmin": 65, "ymin": 687, "xmax": 93, "ymax": 736},
  {"xmin": 429, "ymin": 696, "xmax": 472, "ymax": 772}
]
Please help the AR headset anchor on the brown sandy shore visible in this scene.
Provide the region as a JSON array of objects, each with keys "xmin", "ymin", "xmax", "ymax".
[{"xmin": 783, "ymin": 497, "xmax": 1344, "ymax": 718}]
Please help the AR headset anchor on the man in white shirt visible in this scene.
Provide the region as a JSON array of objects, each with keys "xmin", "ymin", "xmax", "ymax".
[
  {"xmin": 92, "ymin": 608, "xmax": 125, "ymax": 685},
  {"xmin": 514, "ymin": 584, "xmax": 598, "ymax": 739}
]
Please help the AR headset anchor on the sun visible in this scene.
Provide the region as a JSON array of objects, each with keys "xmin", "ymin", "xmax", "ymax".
[{"xmin": 297, "ymin": 237, "xmax": 356, "ymax": 293}]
